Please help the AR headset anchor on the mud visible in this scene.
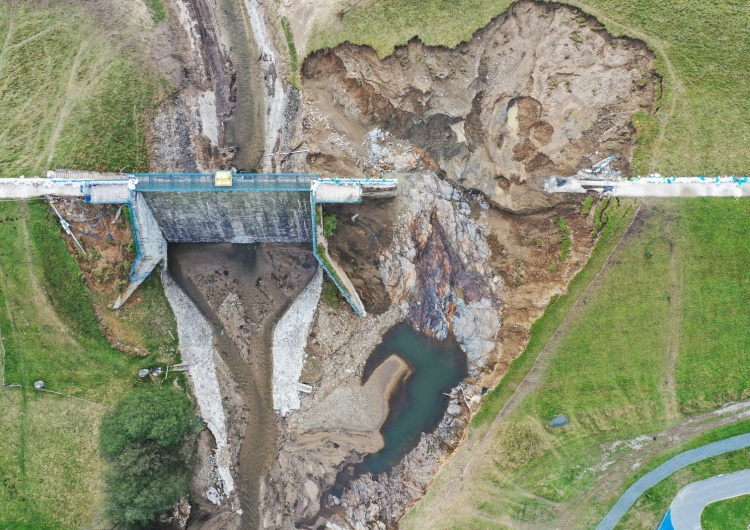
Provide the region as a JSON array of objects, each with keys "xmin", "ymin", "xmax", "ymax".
[
  {"xmin": 168, "ymin": 243, "xmax": 317, "ymax": 529},
  {"xmin": 149, "ymin": 0, "xmax": 265, "ymax": 172},
  {"xmin": 300, "ymin": 0, "xmax": 655, "ymax": 212}
]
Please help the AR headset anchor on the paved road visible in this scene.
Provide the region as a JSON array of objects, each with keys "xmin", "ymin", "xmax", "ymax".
[
  {"xmin": 668, "ymin": 469, "xmax": 750, "ymax": 529},
  {"xmin": 596, "ymin": 432, "xmax": 750, "ymax": 530}
]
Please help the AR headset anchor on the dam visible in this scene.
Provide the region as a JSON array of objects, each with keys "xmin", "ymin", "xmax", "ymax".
[{"xmin": 0, "ymin": 169, "xmax": 396, "ymax": 316}]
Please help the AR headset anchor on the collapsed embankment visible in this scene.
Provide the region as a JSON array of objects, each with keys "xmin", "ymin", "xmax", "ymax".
[
  {"xmin": 255, "ymin": 2, "xmax": 657, "ymax": 528},
  {"xmin": 145, "ymin": 1, "xmax": 657, "ymax": 528}
]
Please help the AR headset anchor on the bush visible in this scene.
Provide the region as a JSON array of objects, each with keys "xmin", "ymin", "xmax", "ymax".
[
  {"xmin": 100, "ymin": 385, "xmax": 195, "ymax": 524},
  {"xmin": 105, "ymin": 443, "xmax": 189, "ymax": 525},
  {"xmin": 100, "ymin": 385, "xmax": 193, "ymax": 457},
  {"xmin": 321, "ymin": 278, "xmax": 340, "ymax": 308},
  {"xmin": 582, "ymin": 196, "xmax": 594, "ymax": 216},
  {"xmin": 323, "ymin": 213, "xmax": 339, "ymax": 237}
]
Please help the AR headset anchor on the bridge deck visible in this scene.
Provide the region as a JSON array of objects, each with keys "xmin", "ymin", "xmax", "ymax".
[{"xmin": 133, "ymin": 173, "xmax": 316, "ymax": 192}]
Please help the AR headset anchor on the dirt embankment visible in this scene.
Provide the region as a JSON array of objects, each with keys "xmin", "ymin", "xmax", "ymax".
[
  {"xmin": 301, "ymin": 1, "xmax": 655, "ymax": 212},
  {"xmin": 50, "ymin": 198, "xmax": 179, "ymax": 357},
  {"xmin": 258, "ymin": 3, "xmax": 657, "ymax": 529}
]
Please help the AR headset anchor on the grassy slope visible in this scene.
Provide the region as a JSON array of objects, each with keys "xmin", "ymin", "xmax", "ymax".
[
  {"xmin": 0, "ymin": 202, "xmax": 174, "ymax": 529},
  {"xmin": 403, "ymin": 198, "xmax": 750, "ymax": 529},
  {"xmin": 0, "ymin": 2, "xmax": 163, "ymax": 176},
  {"xmin": 0, "ymin": 3, "xmax": 176, "ymax": 528},
  {"xmin": 677, "ymin": 199, "xmax": 750, "ymax": 412},
  {"xmin": 310, "ymin": 0, "xmax": 750, "ymax": 176},
  {"xmin": 702, "ymin": 494, "xmax": 750, "ymax": 530}
]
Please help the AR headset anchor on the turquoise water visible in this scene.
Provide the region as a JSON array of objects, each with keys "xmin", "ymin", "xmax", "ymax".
[{"xmin": 355, "ymin": 322, "xmax": 466, "ymax": 475}]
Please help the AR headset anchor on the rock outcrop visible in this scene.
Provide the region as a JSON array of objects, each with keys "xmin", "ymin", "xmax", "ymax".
[{"xmin": 381, "ymin": 173, "xmax": 502, "ymax": 373}]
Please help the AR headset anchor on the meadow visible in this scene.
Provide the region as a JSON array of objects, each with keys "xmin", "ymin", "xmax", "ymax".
[{"xmin": 0, "ymin": 3, "xmax": 176, "ymax": 527}]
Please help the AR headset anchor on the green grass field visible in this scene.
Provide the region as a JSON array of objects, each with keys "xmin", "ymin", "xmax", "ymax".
[
  {"xmin": 0, "ymin": 3, "xmax": 178, "ymax": 527},
  {"xmin": 310, "ymin": 0, "xmax": 750, "ymax": 176},
  {"xmin": 403, "ymin": 198, "xmax": 750, "ymax": 528},
  {"xmin": 702, "ymin": 494, "xmax": 750, "ymax": 530},
  {"xmin": 0, "ymin": 2, "xmax": 165, "ymax": 177},
  {"xmin": 0, "ymin": 201, "xmax": 179, "ymax": 529}
]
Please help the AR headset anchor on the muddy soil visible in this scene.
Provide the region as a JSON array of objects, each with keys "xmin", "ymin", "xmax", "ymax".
[
  {"xmin": 300, "ymin": 0, "xmax": 655, "ymax": 212},
  {"xmin": 148, "ymin": 0, "xmax": 265, "ymax": 172},
  {"xmin": 168, "ymin": 243, "xmax": 317, "ymax": 529},
  {"xmin": 322, "ymin": 197, "xmax": 400, "ymax": 315}
]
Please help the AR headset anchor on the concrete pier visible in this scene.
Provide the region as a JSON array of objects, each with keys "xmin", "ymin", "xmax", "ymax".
[{"xmin": 0, "ymin": 171, "xmax": 397, "ymax": 314}]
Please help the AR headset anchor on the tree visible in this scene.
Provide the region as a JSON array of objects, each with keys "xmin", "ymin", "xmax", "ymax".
[
  {"xmin": 101, "ymin": 385, "xmax": 194, "ymax": 457},
  {"xmin": 100, "ymin": 385, "xmax": 195, "ymax": 525}
]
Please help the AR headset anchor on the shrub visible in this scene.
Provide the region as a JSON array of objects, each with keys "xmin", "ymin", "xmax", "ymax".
[
  {"xmin": 323, "ymin": 213, "xmax": 338, "ymax": 237},
  {"xmin": 100, "ymin": 385, "xmax": 195, "ymax": 524},
  {"xmin": 582, "ymin": 196, "xmax": 594, "ymax": 216},
  {"xmin": 101, "ymin": 385, "xmax": 193, "ymax": 457},
  {"xmin": 321, "ymin": 278, "xmax": 340, "ymax": 308}
]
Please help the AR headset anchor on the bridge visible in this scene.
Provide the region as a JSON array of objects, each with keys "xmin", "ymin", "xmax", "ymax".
[
  {"xmin": 545, "ymin": 174, "xmax": 750, "ymax": 197},
  {"xmin": 0, "ymin": 170, "xmax": 397, "ymax": 316}
]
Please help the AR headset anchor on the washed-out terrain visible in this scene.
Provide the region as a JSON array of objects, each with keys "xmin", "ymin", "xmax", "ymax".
[{"xmin": 12, "ymin": 0, "xmax": 655, "ymax": 528}]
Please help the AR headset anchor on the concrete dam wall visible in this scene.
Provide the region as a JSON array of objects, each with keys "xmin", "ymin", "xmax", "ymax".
[{"xmin": 142, "ymin": 191, "xmax": 313, "ymax": 243}]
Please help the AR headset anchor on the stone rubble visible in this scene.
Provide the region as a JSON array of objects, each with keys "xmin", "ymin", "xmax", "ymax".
[
  {"xmin": 272, "ymin": 269, "xmax": 323, "ymax": 415},
  {"xmin": 161, "ymin": 269, "xmax": 235, "ymax": 496}
]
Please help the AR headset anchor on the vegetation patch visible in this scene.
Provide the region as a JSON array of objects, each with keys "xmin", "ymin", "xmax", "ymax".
[
  {"xmin": 323, "ymin": 212, "xmax": 339, "ymax": 238},
  {"xmin": 554, "ymin": 216, "xmax": 571, "ymax": 261},
  {"xmin": 495, "ymin": 420, "xmax": 550, "ymax": 468},
  {"xmin": 281, "ymin": 17, "xmax": 300, "ymax": 89},
  {"xmin": 592, "ymin": 197, "xmax": 611, "ymax": 238},
  {"xmin": 100, "ymin": 385, "xmax": 195, "ymax": 525},
  {"xmin": 321, "ymin": 277, "xmax": 341, "ymax": 308},
  {"xmin": 702, "ymin": 494, "xmax": 750, "ymax": 530},
  {"xmin": 0, "ymin": 3, "xmax": 165, "ymax": 177},
  {"xmin": 144, "ymin": 0, "xmax": 167, "ymax": 23},
  {"xmin": 581, "ymin": 196, "xmax": 594, "ymax": 216}
]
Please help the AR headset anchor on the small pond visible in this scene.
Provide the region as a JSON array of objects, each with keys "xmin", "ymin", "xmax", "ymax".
[{"xmin": 337, "ymin": 322, "xmax": 467, "ymax": 488}]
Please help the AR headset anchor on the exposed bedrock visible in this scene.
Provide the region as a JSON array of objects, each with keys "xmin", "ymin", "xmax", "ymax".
[
  {"xmin": 301, "ymin": 0, "xmax": 655, "ymax": 211},
  {"xmin": 381, "ymin": 173, "xmax": 502, "ymax": 373}
]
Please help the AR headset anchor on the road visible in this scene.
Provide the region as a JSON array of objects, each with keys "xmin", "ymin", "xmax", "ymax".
[
  {"xmin": 665, "ymin": 469, "xmax": 750, "ymax": 529},
  {"xmin": 596, "ymin": 432, "xmax": 750, "ymax": 530}
]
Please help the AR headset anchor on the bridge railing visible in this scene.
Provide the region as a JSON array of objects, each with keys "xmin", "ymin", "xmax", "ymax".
[{"xmin": 132, "ymin": 173, "xmax": 317, "ymax": 192}]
